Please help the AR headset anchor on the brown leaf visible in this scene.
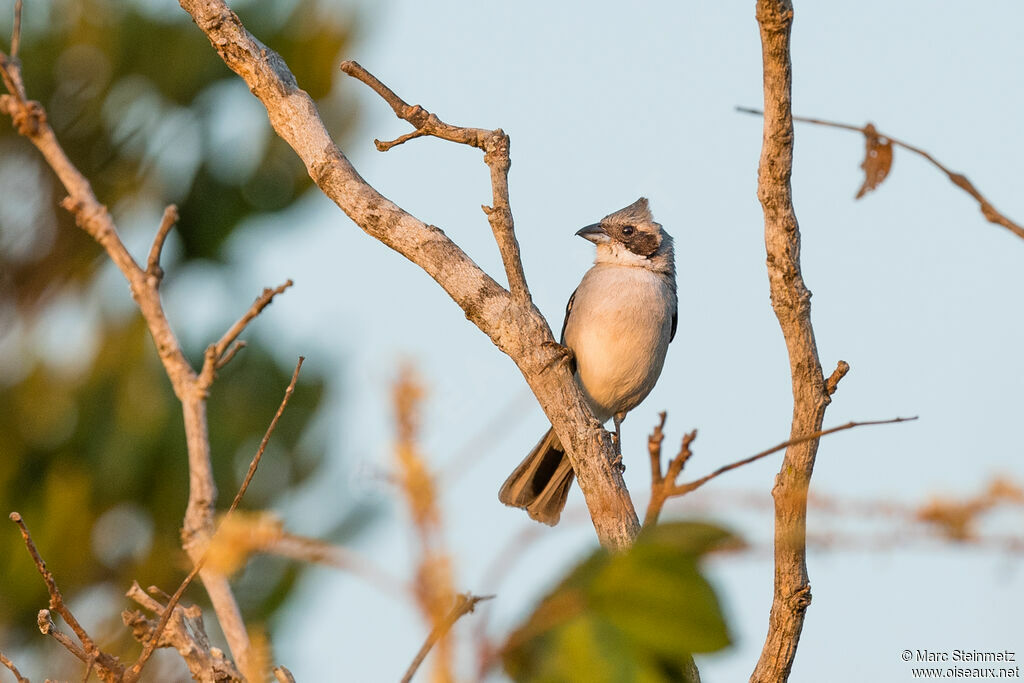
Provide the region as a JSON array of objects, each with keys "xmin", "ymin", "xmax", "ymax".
[{"xmin": 855, "ymin": 123, "xmax": 894, "ymax": 199}]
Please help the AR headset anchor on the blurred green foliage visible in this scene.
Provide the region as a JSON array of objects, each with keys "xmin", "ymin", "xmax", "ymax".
[
  {"xmin": 502, "ymin": 522, "xmax": 735, "ymax": 682},
  {"xmin": 0, "ymin": 0, "xmax": 362, "ymax": 662}
]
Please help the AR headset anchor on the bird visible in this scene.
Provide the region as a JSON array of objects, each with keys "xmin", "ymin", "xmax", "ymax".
[{"xmin": 499, "ymin": 197, "xmax": 677, "ymax": 525}]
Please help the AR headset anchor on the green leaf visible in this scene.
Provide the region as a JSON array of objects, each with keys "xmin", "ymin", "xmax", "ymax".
[{"xmin": 503, "ymin": 521, "xmax": 733, "ymax": 682}]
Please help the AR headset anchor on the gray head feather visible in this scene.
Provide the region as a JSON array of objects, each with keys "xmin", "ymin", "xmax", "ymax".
[{"xmin": 602, "ymin": 197, "xmax": 652, "ymax": 226}]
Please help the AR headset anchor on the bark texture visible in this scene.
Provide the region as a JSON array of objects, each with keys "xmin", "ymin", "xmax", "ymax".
[
  {"xmin": 750, "ymin": 2, "xmax": 831, "ymax": 681},
  {"xmin": 177, "ymin": 0, "xmax": 642, "ymax": 550}
]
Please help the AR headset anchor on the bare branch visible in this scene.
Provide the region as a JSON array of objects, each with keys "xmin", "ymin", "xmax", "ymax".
[
  {"xmin": 216, "ymin": 339, "xmax": 247, "ymax": 370},
  {"xmin": 737, "ymin": 106, "xmax": 1024, "ymax": 241},
  {"xmin": 0, "ymin": 649, "xmax": 28, "ymax": 683},
  {"xmin": 127, "ymin": 357, "xmax": 304, "ymax": 681},
  {"xmin": 228, "ymin": 356, "xmax": 304, "ymax": 514},
  {"xmin": 273, "ymin": 666, "xmax": 297, "ymax": 683},
  {"xmin": 671, "ymin": 417, "xmax": 915, "ymax": 499},
  {"xmin": 146, "ymin": 204, "xmax": 179, "ymax": 281},
  {"xmin": 825, "ymin": 360, "xmax": 850, "ymax": 395},
  {"xmin": 180, "ymin": 0, "xmax": 639, "ymax": 550},
  {"xmin": 752, "ymin": 1, "xmax": 829, "ymax": 679},
  {"xmin": 401, "ymin": 593, "xmax": 494, "ymax": 683},
  {"xmin": 122, "ymin": 582, "xmax": 243, "ymax": 682},
  {"xmin": 37, "ymin": 609, "xmax": 88, "ymax": 662},
  {"xmin": 643, "ymin": 415, "xmax": 698, "ymax": 528},
  {"xmin": 0, "ymin": 51, "xmax": 254, "ymax": 668},
  {"xmin": 10, "ymin": 0, "xmax": 21, "ymax": 60},
  {"xmin": 199, "ymin": 280, "xmax": 294, "ymax": 387},
  {"xmin": 10, "ymin": 513, "xmax": 124, "ymax": 680},
  {"xmin": 340, "ymin": 60, "xmax": 531, "ymax": 304}
]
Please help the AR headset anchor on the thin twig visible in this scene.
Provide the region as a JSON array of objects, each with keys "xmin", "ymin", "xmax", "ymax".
[
  {"xmin": 228, "ymin": 356, "xmax": 304, "ymax": 514},
  {"xmin": 737, "ymin": 106, "xmax": 1024, "ymax": 241},
  {"xmin": 401, "ymin": 593, "xmax": 494, "ymax": 683},
  {"xmin": 215, "ymin": 339, "xmax": 247, "ymax": 370},
  {"xmin": 669, "ymin": 417, "xmax": 916, "ymax": 499},
  {"xmin": 340, "ymin": 60, "xmax": 531, "ymax": 304},
  {"xmin": 644, "ymin": 415, "xmax": 698, "ymax": 528},
  {"xmin": 146, "ymin": 204, "xmax": 179, "ymax": 280},
  {"xmin": 0, "ymin": 649, "xmax": 28, "ymax": 683},
  {"xmin": 10, "ymin": 513, "xmax": 124, "ymax": 679},
  {"xmin": 199, "ymin": 280, "xmax": 294, "ymax": 386},
  {"xmin": 37, "ymin": 609, "xmax": 88, "ymax": 661},
  {"xmin": 10, "ymin": 0, "xmax": 22, "ymax": 60},
  {"xmin": 126, "ymin": 357, "xmax": 304, "ymax": 681}
]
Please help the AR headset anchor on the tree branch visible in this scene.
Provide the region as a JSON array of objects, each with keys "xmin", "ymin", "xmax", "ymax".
[
  {"xmin": 122, "ymin": 582, "xmax": 243, "ymax": 682},
  {"xmin": 0, "ymin": 48, "xmax": 263, "ymax": 671},
  {"xmin": 340, "ymin": 60, "xmax": 530, "ymax": 306},
  {"xmin": 750, "ymin": 1, "xmax": 831, "ymax": 680},
  {"xmin": 146, "ymin": 204, "xmax": 179, "ymax": 282},
  {"xmin": 401, "ymin": 593, "xmax": 494, "ymax": 683},
  {"xmin": 736, "ymin": 107, "xmax": 1024, "ymax": 241},
  {"xmin": 0, "ymin": 649, "xmax": 27, "ymax": 683},
  {"xmin": 126, "ymin": 356, "xmax": 305, "ymax": 681},
  {"xmin": 647, "ymin": 417, "xmax": 917, "ymax": 531},
  {"xmin": 178, "ymin": 0, "xmax": 640, "ymax": 550},
  {"xmin": 199, "ymin": 280, "xmax": 294, "ymax": 388},
  {"xmin": 10, "ymin": 513, "xmax": 124, "ymax": 681}
]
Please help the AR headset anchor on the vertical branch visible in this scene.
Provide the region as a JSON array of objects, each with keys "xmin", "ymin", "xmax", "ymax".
[{"xmin": 750, "ymin": 1, "xmax": 830, "ymax": 682}]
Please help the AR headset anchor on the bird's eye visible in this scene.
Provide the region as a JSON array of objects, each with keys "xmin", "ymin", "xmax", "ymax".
[{"xmin": 621, "ymin": 225, "xmax": 635, "ymax": 237}]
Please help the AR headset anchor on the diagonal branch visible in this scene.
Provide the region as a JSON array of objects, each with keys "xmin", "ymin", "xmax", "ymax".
[
  {"xmin": 198, "ymin": 280, "xmax": 294, "ymax": 387},
  {"xmin": 736, "ymin": 107, "xmax": 1024, "ymax": 241},
  {"xmin": 0, "ymin": 649, "xmax": 27, "ymax": 683},
  {"xmin": 179, "ymin": 0, "xmax": 639, "ymax": 551},
  {"xmin": 10, "ymin": 513, "xmax": 125, "ymax": 681},
  {"xmin": 340, "ymin": 60, "xmax": 530, "ymax": 305},
  {"xmin": 401, "ymin": 593, "xmax": 494, "ymax": 683}
]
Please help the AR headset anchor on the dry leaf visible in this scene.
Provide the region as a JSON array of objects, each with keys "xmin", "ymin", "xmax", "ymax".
[{"xmin": 855, "ymin": 122, "xmax": 894, "ymax": 199}]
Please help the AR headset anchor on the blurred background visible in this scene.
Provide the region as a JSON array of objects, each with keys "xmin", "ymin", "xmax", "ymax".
[{"xmin": 1, "ymin": 0, "xmax": 1022, "ymax": 681}]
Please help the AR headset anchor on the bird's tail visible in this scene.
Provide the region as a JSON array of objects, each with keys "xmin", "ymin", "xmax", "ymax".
[{"xmin": 498, "ymin": 427, "xmax": 575, "ymax": 526}]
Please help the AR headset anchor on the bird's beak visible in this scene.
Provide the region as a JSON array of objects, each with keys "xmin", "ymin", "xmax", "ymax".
[{"xmin": 576, "ymin": 223, "xmax": 609, "ymax": 244}]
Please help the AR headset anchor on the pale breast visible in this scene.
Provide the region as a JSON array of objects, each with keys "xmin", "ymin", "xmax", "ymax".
[{"xmin": 563, "ymin": 265, "xmax": 676, "ymax": 422}]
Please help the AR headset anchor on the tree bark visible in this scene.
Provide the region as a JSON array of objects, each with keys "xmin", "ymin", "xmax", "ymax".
[
  {"xmin": 176, "ymin": 0, "xmax": 642, "ymax": 550},
  {"xmin": 750, "ymin": 2, "xmax": 831, "ymax": 681}
]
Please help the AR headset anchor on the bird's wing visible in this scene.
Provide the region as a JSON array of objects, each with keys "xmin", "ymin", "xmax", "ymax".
[
  {"xmin": 670, "ymin": 308, "xmax": 678, "ymax": 343},
  {"xmin": 560, "ymin": 287, "xmax": 577, "ymax": 345}
]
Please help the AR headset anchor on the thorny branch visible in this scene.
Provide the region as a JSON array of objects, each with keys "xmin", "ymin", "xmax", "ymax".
[{"xmin": 736, "ymin": 107, "xmax": 1024, "ymax": 241}]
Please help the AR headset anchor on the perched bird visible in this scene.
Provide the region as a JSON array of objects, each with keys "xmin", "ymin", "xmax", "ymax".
[{"xmin": 499, "ymin": 197, "xmax": 677, "ymax": 525}]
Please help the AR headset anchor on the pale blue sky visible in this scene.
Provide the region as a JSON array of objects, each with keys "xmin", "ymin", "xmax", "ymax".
[{"xmin": 172, "ymin": 1, "xmax": 1024, "ymax": 680}]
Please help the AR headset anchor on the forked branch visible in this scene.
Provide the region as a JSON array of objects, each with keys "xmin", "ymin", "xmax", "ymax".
[
  {"xmin": 644, "ymin": 416, "xmax": 918, "ymax": 527},
  {"xmin": 179, "ymin": 0, "xmax": 640, "ymax": 550}
]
